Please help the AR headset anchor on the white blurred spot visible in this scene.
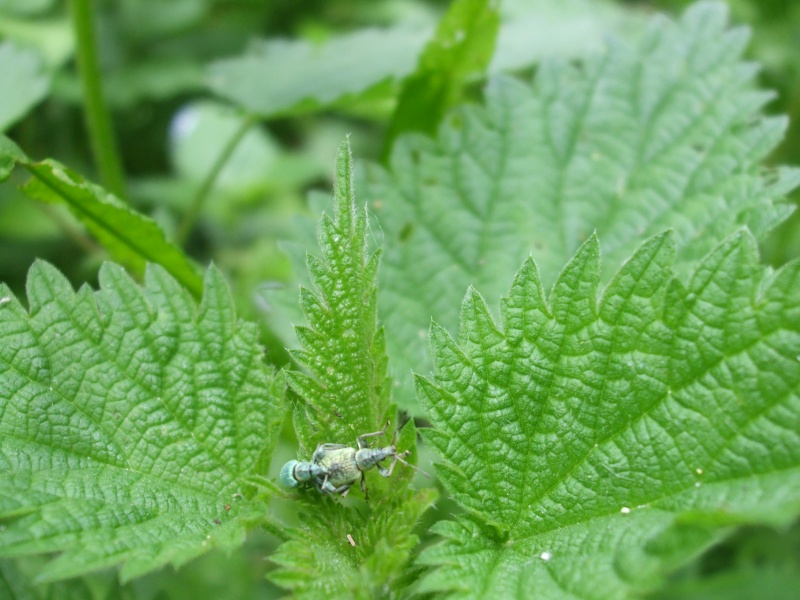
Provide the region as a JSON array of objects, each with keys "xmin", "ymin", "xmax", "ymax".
[
  {"xmin": 170, "ymin": 104, "xmax": 200, "ymax": 143},
  {"xmin": 620, "ymin": 507, "xmax": 631, "ymax": 514},
  {"xmin": 540, "ymin": 551, "xmax": 552, "ymax": 561}
]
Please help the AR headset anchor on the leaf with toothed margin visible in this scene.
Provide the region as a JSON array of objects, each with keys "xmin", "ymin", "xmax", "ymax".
[
  {"xmin": 269, "ymin": 139, "xmax": 436, "ymax": 598},
  {"xmin": 362, "ymin": 2, "xmax": 800, "ymax": 410},
  {"xmin": 0, "ymin": 262, "xmax": 284, "ymax": 582},
  {"xmin": 414, "ymin": 229, "xmax": 800, "ymax": 598}
]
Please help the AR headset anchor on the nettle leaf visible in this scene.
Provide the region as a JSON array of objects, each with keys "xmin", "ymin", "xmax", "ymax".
[
  {"xmin": 364, "ymin": 2, "xmax": 800, "ymax": 409},
  {"xmin": 269, "ymin": 140, "xmax": 435, "ymax": 597},
  {"xmin": 415, "ymin": 230, "xmax": 800, "ymax": 598},
  {"xmin": 286, "ymin": 140, "xmax": 391, "ymax": 448},
  {"xmin": 206, "ymin": 28, "xmax": 428, "ymax": 119},
  {"xmin": 0, "ymin": 263, "xmax": 284, "ymax": 582}
]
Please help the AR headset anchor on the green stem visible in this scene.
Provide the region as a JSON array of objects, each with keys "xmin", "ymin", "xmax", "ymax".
[
  {"xmin": 176, "ymin": 115, "xmax": 255, "ymax": 245},
  {"xmin": 69, "ymin": 0, "xmax": 126, "ymax": 199}
]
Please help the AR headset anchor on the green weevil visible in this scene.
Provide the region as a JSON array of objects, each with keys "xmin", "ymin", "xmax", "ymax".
[
  {"xmin": 280, "ymin": 421, "xmax": 426, "ymax": 499},
  {"xmin": 312, "ymin": 421, "xmax": 424, "ymax": 499}
]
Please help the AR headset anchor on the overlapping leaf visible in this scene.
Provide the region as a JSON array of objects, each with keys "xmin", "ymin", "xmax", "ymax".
[
  {"xmin": 383, "ymin": 0, "xmax": 500, "ymax": 155},
  {"xmin": 363, "ymin": 2, "xmax": 800, "ymax": 408},
  {"xmin": 0, "ymin": 263, "xmax": 284, "ymax": 582},
  {"xmin": 415, "ymin": 230, "xmax": 800, "ymax": 598},
  {"xmin": 0, "ymin": 137, "xmax": 204, "ymax": 299},
  {"xmin": 269, "ymin": 140, "xmax": 435, "ymax": 597},
  {"xmin": 206, "ymin": 1, "xmax": 636, "ymax": 121},
  {"xmin": 206, "ymin": 28, "xmax": 428, "ymax": 119},
  {"xmin": 0, "ymin": 41, "xmax": 49, "ymax": 132}
]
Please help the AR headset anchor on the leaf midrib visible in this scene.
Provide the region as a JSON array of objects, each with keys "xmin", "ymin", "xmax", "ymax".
[
  {"xmin": 23, "ymin": 274, "xmax": 241, "ymax": 484},
  {"xmin": 510, "ymin": 324, "xmax": 794, "ymax": 539}
]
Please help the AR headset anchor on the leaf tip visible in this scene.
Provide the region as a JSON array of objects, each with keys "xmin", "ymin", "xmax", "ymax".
[
  {"xmin": 428, "ymin": 318, "xmax": 449, "ymax": 342},
  {"xmin": 202, "ymin": 263, "xmax": 230, "ymax": 300}
]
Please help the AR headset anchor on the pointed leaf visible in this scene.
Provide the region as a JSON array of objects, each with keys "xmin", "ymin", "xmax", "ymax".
[
  {"xmin": 365, "ymin": 2, "xmax": 800, "ymax": 408},
  {"xmin": 0, "ymin": 140, "xmax": 203, "ymax": 299},
  {"xmin": 383, "ymin": 0, "xmax": 500, "ymax": 155},
  {"xmin": 416, "ymin": 230, "xmax": 800, "ymax": 598},
  {"xmin": 23, "ymin": 160, "xmax": 203, "ymax": 298},
  {"xmin": 271, "ymin": 139, "xmax": 435, "ymax": 597}
]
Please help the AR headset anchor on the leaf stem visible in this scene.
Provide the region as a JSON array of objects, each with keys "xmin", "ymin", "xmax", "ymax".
[
  {"xmin": 69, "ymin": 0, "xmax": 126, "ymax": 199},
  {"xmin": 176, "ymin": 114, "xmax": 256, "ymax": 245}
]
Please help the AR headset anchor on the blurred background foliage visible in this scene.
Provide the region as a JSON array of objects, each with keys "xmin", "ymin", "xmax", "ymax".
[{"xmin": 1, "ymin": 0, "xmax": 799, "ymax": 598}]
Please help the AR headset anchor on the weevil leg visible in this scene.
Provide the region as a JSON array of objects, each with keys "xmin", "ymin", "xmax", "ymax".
[
  {"xmin": 316, "ymin": 475, "xmax": 351, "ymax": 496},
  {"xmin": 375, "ymin": 458, "xmax": 391, "ymax": 478},
  {"xmin": 315, "ymin": 472, "xmax": 331, "ymax": 493},
  {"xmin": 381, "ymin": 450, "xmax": 412, "ymax": 478},
  {"xmin": 356, "ymin": 420, "xmax": 390, "ymax": 449},
  {"xmin": 384, "ymin": 455, "xmax": 398, "ymax": 478},
  {"xmin": 360, "ymin": 472, "xmax": 369, "ymax": 501}
]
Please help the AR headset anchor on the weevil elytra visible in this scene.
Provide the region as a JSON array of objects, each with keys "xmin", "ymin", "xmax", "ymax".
[{"xmin": 279, "ymin": 421, "xmax": 427, "ymax": 499}]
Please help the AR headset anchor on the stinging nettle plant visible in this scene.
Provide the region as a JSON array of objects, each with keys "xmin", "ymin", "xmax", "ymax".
[
  {"xmin": 268, "ymin": 140, "xmax": 437, "ymax": 596},
  {"xmin": 1, "ymin": 1, "xmax": 800, "ymax": 599}
]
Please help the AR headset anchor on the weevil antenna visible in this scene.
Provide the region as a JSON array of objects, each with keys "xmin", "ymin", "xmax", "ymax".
[{"xmin": 394, "ymin": 451, "xmax": 431, "ymax": 479}]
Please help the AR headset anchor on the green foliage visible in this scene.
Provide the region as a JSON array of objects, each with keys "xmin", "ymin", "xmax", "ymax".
[
  {"xmin": 0, "ymin": 138, "xmax": 204, "ymax": 298},
  {"xmin": 206, "ymin": 28, "xmax": 429, "ymax": 119},
  {"xmin": 169, "ymin": 102, "xmax": 308, "ymax": 192},
  {"xmin": 415, "ymin": 229, "xmax": 800, "ymax": 597},
  {"xmin": 285, "ymin": 140, "xmax": 390, "ymax": 447},
  {"xmin": 270, "ymin": 140, "xmax": 436, "ymax": 597},
  {"xmin": 0, "ymin": 559, "xmax": 31, "ymax": 599},
  {"xmin": 0, "ymin": 263, "xmax": 284, "ymax": 582},
  {"xmin": 0, "ymin": 41, "xmax": 49, "ymax": 132},
  {"xmin": 383, "ymin": 0, "xmax": 500, "ymax": 156},
  {"xmin": 651, "ymin": 521, "xmax": 800, "ymax": 600},
  {"xmin": 2, "ymin": 0, "xmax": 800, "ymax": 597},
  {"xmin": 365, "ymin": 2, "xmax": 800, "ymax": 409}
]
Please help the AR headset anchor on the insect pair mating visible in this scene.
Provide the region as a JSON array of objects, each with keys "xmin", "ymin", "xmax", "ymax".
[{"xmin": 280, "ymin": 421, "xmax": 427, "ymax": 499}]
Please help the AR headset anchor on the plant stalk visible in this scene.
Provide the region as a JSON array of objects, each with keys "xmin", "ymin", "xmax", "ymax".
[
  {"xmin": 69, "ymin": 0, "xmax": 126, "ymax": 199},
  {"xmin": 176, "ymin": 114, "xmax": 255, "ymax": 245}
]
